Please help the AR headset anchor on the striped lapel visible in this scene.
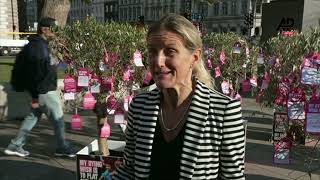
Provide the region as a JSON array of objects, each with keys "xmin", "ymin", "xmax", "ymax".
[
  {"xmin": 179, "ymin": 80, "xmax": 211, "ymax": 179},
  {"xmin": 134, "ymin": 89, "xmax": 160, "ymax": 178}
]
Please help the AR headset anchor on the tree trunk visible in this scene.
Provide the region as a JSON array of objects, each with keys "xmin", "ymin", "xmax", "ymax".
[{"xmin": 40, "ymin": 0, "xmax": 70, "ymax": 28}]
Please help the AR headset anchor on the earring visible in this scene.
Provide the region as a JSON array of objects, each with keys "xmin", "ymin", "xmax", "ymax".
[{"xmin": 190, "ymin": 63, "xmax": 194, "ymax": 69}]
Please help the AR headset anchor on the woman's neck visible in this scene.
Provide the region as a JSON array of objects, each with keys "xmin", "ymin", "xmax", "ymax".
[{"xmin": 162, "ymin": 79, "xmax": 195, "ymax": 110}]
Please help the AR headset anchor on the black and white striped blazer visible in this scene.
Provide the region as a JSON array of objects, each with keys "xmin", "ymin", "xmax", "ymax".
[{"xmin": 114, "ymin": 80, "xmax": 245, "ymax": 180}]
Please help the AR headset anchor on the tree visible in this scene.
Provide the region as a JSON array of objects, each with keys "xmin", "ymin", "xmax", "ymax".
[
  {"xmin": 38, "ymin": 0, "xmax": 71, "ymax": 28},
  {"xmin": 52, "ymin": 18, "xmax": 148, "ymax": 155}
]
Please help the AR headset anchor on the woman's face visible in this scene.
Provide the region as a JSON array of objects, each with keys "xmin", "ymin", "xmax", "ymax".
[{"xmin": 147, "ymin": 31, "xmax": 199, "ymax": 89}]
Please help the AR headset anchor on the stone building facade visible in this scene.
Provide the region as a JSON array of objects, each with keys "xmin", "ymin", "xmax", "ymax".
[{"xmin": 0, "ymin": 0, "xmax": 19, "ymax": 39}]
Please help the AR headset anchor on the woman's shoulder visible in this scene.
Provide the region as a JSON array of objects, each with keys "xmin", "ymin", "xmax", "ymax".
[
  {"xmin": 196, "ymin": 80, "xmax": 234, "ymax": 103},
  {"xmin": 132, "ymin": 88, "xmax": 159, "ymax": 104}
]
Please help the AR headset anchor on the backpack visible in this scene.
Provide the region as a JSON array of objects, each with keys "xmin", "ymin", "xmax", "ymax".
[{"xmin": 10, "ymin": 46, "xmax": 30, "ymax": 92}]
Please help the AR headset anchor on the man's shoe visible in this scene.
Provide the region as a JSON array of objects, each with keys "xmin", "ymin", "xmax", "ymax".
[
  {"xmin": 55, "ymin": 146, "xmax": 76, "ymax": 158},
  {"xmin": 4, "ymin": 147, "xmax": 30, "ymax": 157}
]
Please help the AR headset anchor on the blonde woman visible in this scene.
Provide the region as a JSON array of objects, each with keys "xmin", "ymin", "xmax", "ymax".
[{"xmin": 113, "ymin": 14, "xmax": 245, "ymax": 180}]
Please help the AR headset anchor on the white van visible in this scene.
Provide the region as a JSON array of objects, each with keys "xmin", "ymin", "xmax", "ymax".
[{"xmin": 0, "ymin": 39, "xmax": 29, "ymax": 56}]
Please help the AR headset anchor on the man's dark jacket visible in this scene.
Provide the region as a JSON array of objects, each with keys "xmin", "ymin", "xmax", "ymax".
[{"xmin": 24, "ymin": 34, "xmax": 57, "ymax": 99}]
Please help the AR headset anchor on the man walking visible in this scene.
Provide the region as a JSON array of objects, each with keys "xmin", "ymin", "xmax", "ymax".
[{"xmin": 4, "ymin": 17, "xmax": 75, "ymax": 158}]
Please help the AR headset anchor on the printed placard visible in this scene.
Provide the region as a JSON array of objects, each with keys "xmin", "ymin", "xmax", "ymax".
[
  {"xmin": 288, "ymin": 101, "xmax": 305, "ymax": 120},
  {"xmin": 77, "ymin": 154, "xmax": 123, "ymax": 180},
  {"xmin": 133, "ymin": 50, "xmax": 144, "ymax": 67},
  {"xmin": 301, "ymin": 66, "xmax": 320, "ymax": 85},
  {"xmin": 64, "ymin": 92, "xmax": 75, "ymax": 100},
  {"xmin": 106, "ymin": 95, "xmax": 118, "ymax": 115},
  {"xmin": 287, "ymin": 88, "xmax": 306, "ymax": 120},
  {"xmin": 114, "ymin": 113, "xmax": 125, "ymax": 124},
  {"xmin": 306, "ymin": 100, "xmax": 320, "ymax": 134},
  {"xmin": 221, "ymin": 81, "xmax": 230, "ymax": 95},
  {"xmin": 83, "ymin": 92, "xmax": 96, "ymax": 110},
  {"xmin": 220, "ymin": 51, "xmax": 226, "ymax": 65},
  {"xmin": 78, "ymin": 68, "xmax": 89, "ymax": 87},
  {"xmin": 123, "ymin": 95, "xmax": 133, "ymax": 112},
  {"xmin": 215, "ymin": 67, "xmax": 221, "ymax": 78},
  {"xmin": 90, "ymin": 76, "xmax": 101, "ymax": 94},
  {"xmin": 100, "ymin": 122, "xmax": 111, "ymax": 138},
  {"xmin": 71, "ymin": 114, "xmax": 83, "ymax": 130},
  {"xmin": 64, "ymin": 75, "xmax": 77, "ymax": 93},
  {"xmin": 273, "ymin": 141, "xmax": 291, "ymax": 164},
  {"xmin": 90, "ymin": 84, "xmax": 101, "ymax": 94},
  {"xmin": 273, "ymin": 113, "xmax": 289, "ymax": 142}
]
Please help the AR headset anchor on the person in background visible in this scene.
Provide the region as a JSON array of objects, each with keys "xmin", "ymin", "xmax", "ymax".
[
  {"xmin": 113, "ymin": 14, "xmax": 245, "ymax": 179},
  {"xmin": 4, "ymin": 17, "xmax": 75, "ymax": 158}
]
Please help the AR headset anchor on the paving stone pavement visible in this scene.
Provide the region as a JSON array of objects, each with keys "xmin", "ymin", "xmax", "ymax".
[{"xmin": 0, "ymin": 97, "xmax": 320, "ymax": 180}]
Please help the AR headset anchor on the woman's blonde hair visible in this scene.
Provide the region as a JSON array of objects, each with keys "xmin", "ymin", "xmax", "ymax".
[{"xmin": 147, "ymin": 14, "xmax": 214, "ymax": 89}]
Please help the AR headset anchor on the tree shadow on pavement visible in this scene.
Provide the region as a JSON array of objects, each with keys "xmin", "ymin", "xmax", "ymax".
[{"xmin": 0, "ymin": 160, "xmax": 75, "ymax": 180}]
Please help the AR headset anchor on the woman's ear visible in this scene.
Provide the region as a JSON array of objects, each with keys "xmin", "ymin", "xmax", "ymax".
[{"xmin": 192, "ymin": 48, "xmax": 202, "ymax": 65}]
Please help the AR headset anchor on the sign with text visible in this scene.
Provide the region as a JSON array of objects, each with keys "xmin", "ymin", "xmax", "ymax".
[
  {"xmin": 76, "ymin": 139, "xmax": 124, "ymax": 180},
  {"xmin": 273, "ymin": 113, "xmax": 289, "ymax": 142},
  {"xmin": 306, "ymin": 100, "xmax": 320, "ymax": 134}
]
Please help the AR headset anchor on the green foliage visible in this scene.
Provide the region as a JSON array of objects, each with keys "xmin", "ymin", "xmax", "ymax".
[
  {"xmin": 203, "ymin": 32, "xmax": 255, "ymax": 92},
  {"xmin": 261, "ymin": 29, "xmax": 320, "ymax": 105},
  {"xmin": 52, "ymin": 18, "xmax": 147, "ymax": 111}
]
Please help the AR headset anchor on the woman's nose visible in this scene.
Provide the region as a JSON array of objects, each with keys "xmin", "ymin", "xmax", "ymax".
[{"xmin": 153, "ymin": 51, "xmax": 166, "ymax": 68}]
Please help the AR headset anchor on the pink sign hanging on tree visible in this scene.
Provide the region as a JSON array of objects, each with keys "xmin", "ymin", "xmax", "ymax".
[
  {"xmin": 83, "ymin": 92, "xmax": 97, "ymax": 110},
  {"xmin": 71, "ymin": 114, "xmax": 83, "ymax": 130}
]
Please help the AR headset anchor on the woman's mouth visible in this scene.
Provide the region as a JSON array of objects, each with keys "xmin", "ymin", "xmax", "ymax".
[{"xmin": 156, "ymin": 71, "xmax": 172, "ymax": 78}]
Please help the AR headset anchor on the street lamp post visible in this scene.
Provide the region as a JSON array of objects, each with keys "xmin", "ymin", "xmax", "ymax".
[{"xmin": 10, "ymin": 0, "xmax": 16, "ymax": 39}]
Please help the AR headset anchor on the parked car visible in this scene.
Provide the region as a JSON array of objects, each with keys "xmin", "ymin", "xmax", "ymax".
[{"xmin": 0, "ymin": 39, "xmax": 29, "ymax": 56}]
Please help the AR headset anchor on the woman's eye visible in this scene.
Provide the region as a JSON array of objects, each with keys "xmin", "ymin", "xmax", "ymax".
[{"xmin": 166, "ymin": 48, "xmax": 176, "ymax": 55}]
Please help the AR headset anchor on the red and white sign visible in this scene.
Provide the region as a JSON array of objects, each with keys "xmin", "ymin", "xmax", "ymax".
[
  {"xmin": 306, "ymin": 99, "xmax": 320, "ymax": 134},
  {"xmin": 123, "ymin": 95, "xmax": 133, "ymax": 112},
  {"xmin": 133, "ymin": 49, "xmax": 144, "ymax": 67},
  {"xmin": 215, "ymin": 66, "xmax": 221, "ymax": 78},
  {"xmin": 90, "ymin": 75, "xmax": 101, "ymax": 94},
  {"xmin": 71, "ymin": 114, "xmax": 83, "ymax": 130},
  {"xmin": 106, "ymin": 95, "xmax": 118, "ymax": 115},
  {"xmin": 83, "ymin": 92, "xmax": 96, "ymax": 110},
  {"xmin": 287, "ymin": 87, "xmax": 306, "ymax": 120},
  {"xmin": 77, "ymin": 68, "xmax": 89, "ymax": 87},
  {"xmin": 100, "ymin": 122, "xmax": 111, "ymax": 138},
  {"xmin": 220, "ymin": 51, "xmax": 226, "ymax": 65},
  {"xmin": 221, "ymin": 81, "xmax": 230, "ymax": 95},
  {"xmin": 64, "ymin": 75, "xmax": 77, "ymax": 93},
  {"xmin": 301, "ymin": 55, "xmax": 320, "ymax": 85},
  {"xmin": 114, "ymin": 108, "xmax": 125, "ymax": 124}
]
